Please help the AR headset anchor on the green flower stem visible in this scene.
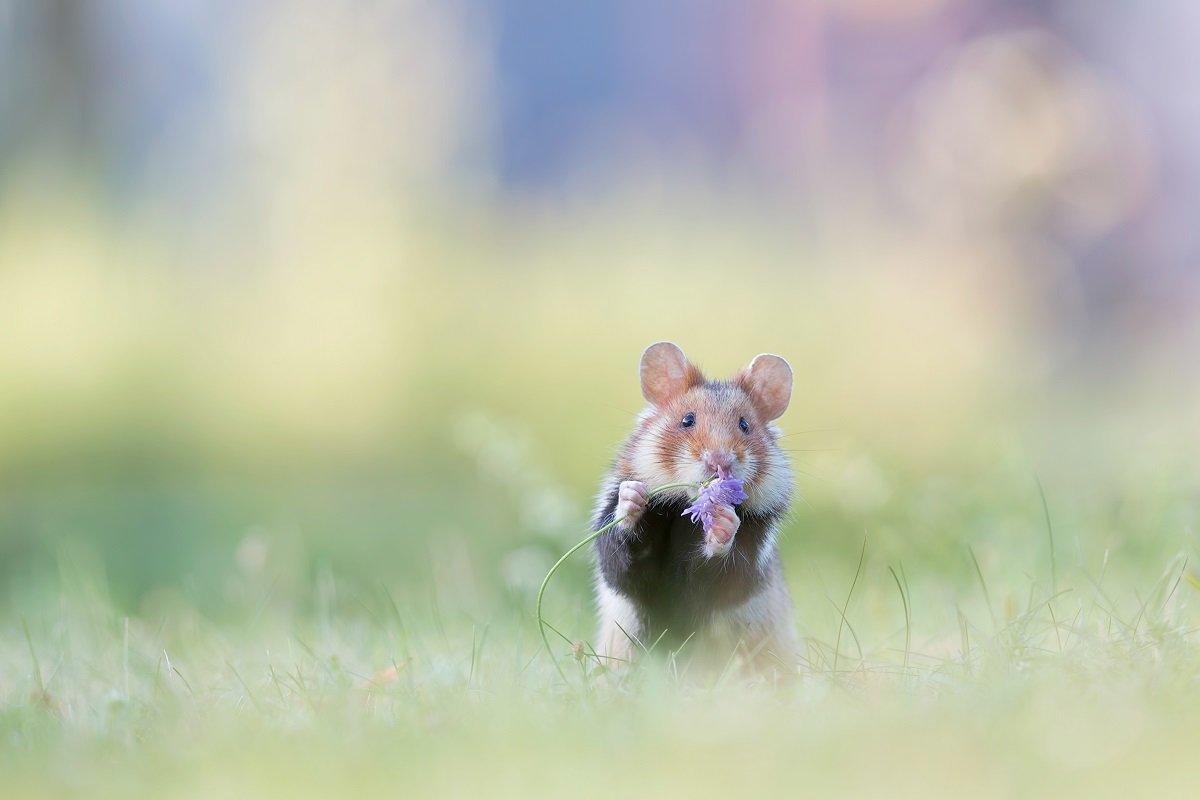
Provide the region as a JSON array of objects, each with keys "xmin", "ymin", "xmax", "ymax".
[{"xmin": 536, "ymin": 481, "xmax": 697, "ymax": 682}]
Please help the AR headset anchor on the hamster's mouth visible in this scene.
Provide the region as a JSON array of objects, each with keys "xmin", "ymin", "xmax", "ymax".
[
  {"xmin": 700, "ymin": 462, "xmax": 749, "ymax": 485},
  {"xmin": 679, "ymin": 461, "xmax": 751, "ymax": 492},
  {"xmin": 676, "ymin": 450, "xmax": 751, "ymax": 488}
]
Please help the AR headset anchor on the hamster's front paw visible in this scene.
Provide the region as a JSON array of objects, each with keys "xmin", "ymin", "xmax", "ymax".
[
  {"xmin": 615, "ymin": 480, "xmax": 648, "ymax": 529},
  {"xmin": 702, "ymin": 505, "xmax": 740, "ymax": 558}
]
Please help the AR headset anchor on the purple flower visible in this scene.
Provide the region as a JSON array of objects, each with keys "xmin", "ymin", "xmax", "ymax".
[{"xmin": 682, "ymin": 468, "xmax": 748, "ymax": 533}]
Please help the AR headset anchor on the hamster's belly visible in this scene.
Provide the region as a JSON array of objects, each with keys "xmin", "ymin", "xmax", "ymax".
[{"xmin": 641, "ymin": 515, "xmax": 761, "ymax": 642}]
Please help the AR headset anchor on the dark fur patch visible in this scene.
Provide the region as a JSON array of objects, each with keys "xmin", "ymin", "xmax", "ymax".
[{"xmin": 594, "ymin": 482, "xmax": 784, "ymax": 647}]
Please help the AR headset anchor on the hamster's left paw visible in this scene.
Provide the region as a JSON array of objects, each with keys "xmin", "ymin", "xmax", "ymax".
[{"xmin": 702, "ymin": 505, "xmax": 740, "ymax": 558}]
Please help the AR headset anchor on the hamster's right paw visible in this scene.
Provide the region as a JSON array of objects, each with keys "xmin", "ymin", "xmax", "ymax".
[{"xmin": 615, "ymin": 480, "xmax": 649, "ymax": 529}]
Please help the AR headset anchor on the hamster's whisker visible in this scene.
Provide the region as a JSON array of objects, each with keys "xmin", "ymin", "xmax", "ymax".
[{"xmin": 776, "ymin": 428, "xmax": 841, "ymax": 438}]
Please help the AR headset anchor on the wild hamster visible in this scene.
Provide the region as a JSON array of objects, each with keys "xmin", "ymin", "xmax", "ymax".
[{"xmin": 593, "ymin": 342, "xmax": 798, "ymax": 678}]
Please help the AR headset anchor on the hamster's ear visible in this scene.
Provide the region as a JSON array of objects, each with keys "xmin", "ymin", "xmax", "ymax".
[
  {"xmin": 738, "ymin": 354, "xmax": 793, "ymax": 420},
  {"xmin": 640, "ymin": 342, "xmax": 703, "ymax": 406}
]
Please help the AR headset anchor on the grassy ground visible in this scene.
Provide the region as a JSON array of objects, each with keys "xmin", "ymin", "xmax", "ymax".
[{"xmin": 3, "ymin": 452, "xmax": 1199, "ymax": 799}]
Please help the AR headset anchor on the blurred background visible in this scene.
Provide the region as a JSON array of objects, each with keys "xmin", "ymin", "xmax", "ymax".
[{"xmin": 1, "ymin": 0, "xmax": 1197, "ymax": 631}]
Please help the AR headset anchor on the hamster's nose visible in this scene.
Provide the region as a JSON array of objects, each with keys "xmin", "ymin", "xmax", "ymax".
[{"xmin": 702, "ymin": 449, "xmax": 734, "ymax": 474}]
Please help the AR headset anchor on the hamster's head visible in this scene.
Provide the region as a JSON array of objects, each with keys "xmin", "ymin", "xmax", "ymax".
[{"xmin": 626, "ymin": 342, "xmax": 794, "ymax": 511}]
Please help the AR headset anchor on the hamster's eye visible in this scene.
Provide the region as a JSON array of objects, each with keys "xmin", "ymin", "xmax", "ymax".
[
  {"xmin": 738, "ymin": 417, "xmax": 750, "ymax": 434},
  {"xmin": 681, "ymin": 412, "xmax": 696, "ymax": 428}
]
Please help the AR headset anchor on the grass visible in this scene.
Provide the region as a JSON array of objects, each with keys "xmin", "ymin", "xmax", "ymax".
[{"xmin": 3, "ymin": 511, "xmax": 1200, "ymax": 799}]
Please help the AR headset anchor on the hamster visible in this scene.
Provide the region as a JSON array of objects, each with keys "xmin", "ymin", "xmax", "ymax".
[{"xmin": 592, "ymin": 342, "xmax": 798, "ymax": 679}]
